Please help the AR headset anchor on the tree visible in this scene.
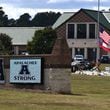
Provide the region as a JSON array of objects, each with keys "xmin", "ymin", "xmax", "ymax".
[
  {"xmin": 0, "ymin": 7, "xmax": 61, "ymax": 27},
  {"xmin": 8, "ymin": 18, "xmax": 16, "ymax": 27},
  {"xmin": 16, "ymin": 13, "xmax": 31, "ymax": 27},
  {"xmin": 27, "ymin": 28, "xmax": 57, "ymax": 54},
  {"xmin": 0, "ymin": 10, "xmax": 9, "ymax": 26},
  {"xmin": 0, "ymin": 33, "xmax": 12, "ymax": 55},
  {"xmin": 31, "ymin": 12, "xmax": 61, "ymax": 27}
]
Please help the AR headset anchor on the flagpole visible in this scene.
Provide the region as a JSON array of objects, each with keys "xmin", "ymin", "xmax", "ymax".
[
  {"xmin": 97, "ymin": 0, "xmax": 100, "ymax": 60},
  {"xmin": 97, "ymin": 0, "xmax": 100, "ymax": 35}
]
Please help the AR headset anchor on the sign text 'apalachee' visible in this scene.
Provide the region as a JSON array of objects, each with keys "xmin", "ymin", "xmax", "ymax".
[{"xmin": 14, "ymin": 60, "xmax": 37, "ymax": 65}]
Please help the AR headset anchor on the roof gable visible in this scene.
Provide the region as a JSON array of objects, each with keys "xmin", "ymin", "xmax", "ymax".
[
  {"xmin": 53, "ymin": 8, "xmax": 110, "ymax": 31},
  {"xmin": 52, "ymin": 12, "xmax": 75, "ymax": 29},
  {"xmin": 103, "ymin": 12, "xmax": 110, "ymax": 23},
  {"xmin": 82, "ymin": 9, "xmax": 110, "ymax": 31}
]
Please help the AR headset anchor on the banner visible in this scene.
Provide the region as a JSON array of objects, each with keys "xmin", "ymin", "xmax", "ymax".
[{"xmin": 10, "ymin": 58, "xmax": 43, "ymax": 83}]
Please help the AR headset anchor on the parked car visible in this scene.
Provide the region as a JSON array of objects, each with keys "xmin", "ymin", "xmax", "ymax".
[
  {"xmin": 71, "ymin": 58, "xmax": 92, "ymax": 72},
  {"xmin": 73, "ymin": 54, "xmax": 84, "ymax": 62},
  {"xmin": 100, "ymin": 55, "xmax": 110, "ymax": 63}
]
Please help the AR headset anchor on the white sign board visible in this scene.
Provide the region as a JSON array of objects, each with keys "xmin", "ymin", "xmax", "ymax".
[{"xmin": 10, "ymin": 58, "xmax": 42, "ymax": 83}]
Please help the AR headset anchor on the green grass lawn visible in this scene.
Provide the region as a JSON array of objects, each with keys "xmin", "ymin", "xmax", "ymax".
[
  {"xmin": 0, "ymin": 74, "xmax": 110, "ymax": 110},
  {"xmin": 99, "ymin": 63, "xmax": 110, "ymax": 71}
]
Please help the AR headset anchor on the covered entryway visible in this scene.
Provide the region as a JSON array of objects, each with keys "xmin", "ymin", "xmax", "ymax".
[
  {"xmin": 87, "ymin": 48, "xmax": 97, "ymax": 61},
  {"xmin": 75, "ymin": 48, "xmax": 84, "ymax": 56}
]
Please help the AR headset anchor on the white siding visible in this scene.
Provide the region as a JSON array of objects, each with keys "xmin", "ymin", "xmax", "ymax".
[{"xmin": 67, "ymin": 39, "xmax": 98, "ymax": 48}]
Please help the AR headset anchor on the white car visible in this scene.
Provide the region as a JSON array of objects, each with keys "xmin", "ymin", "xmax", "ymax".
[{"xmin": 74, "ymin": 54, "xmax": 84, "ymax": 61}]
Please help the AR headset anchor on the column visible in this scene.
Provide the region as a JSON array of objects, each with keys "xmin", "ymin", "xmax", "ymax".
[
  {"xmin": 85, "ymin": 48, "xmax": 87, "ymax": 59},
  {"xmin": 97, "ymin": 47, "xmax": 100, "ymax": 60},
  {"xmin": 14, "ymin": 46, "xmax": 19, "ymax": 55},
  {"xmin": 72, "ymin": 48, "xmax": 75, "ymax": 59}
]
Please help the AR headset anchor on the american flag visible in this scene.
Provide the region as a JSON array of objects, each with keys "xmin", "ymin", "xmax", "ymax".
[
  {"xmin": 99, "ymin": 38, "xmax": 110, "ymax": 52},
  {"xmin": 100, "ymin": 28, "xmax": 110, "ymax": 45},
  {"xmin": 98, "ymin": 28, "xmax": 110, "ymax": 52}
]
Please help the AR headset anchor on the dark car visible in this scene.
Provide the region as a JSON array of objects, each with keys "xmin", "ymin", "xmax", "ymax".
[{"xmin": 100, "ymin": 55, "xmax": 110, "ymax": 63}]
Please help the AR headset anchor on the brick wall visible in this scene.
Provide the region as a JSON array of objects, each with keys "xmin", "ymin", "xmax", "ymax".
[
  {"xmin": 68, "ymin": 11, "xmax": 95, "ymax": 22},
  {"xmin": 0, "ymin": 56, "xmax": 71, "ymax": 93},
  {"xmin": 0, "ymin": 54, "xmax": 71, "ymax": 69}
]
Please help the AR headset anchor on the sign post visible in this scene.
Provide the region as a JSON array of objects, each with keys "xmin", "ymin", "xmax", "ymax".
[{"xmin": 0, "ymin": 59, "xmax": 5, "ymax": 83}]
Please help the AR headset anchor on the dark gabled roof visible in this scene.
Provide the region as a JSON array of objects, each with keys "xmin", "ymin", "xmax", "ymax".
[
  {"xmin": 103, "ymin": 12, "xmax": 110, "ymax": 23},
  {"xmin": 82, "ymin": 9, "xmax": 110, "ymax": 31},
  {"xmin": 53, "ymin": 8, "xmax": 110, "ymax": 31}
]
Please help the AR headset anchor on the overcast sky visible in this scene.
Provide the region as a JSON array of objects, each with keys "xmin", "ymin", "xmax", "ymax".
[{"xmin": 0, "ymin": 0, "xmax": 110, "ymax": 19}]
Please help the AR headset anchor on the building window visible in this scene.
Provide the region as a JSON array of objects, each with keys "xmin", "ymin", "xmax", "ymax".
[
  {"xmin": 67, "ymin": 24, "xmax": 74, "ymax": 39},
  {"xmin": 67, "ymin": 23, "xmax": 96, "ymax": 39},
  {"xmin": 89, "ymin": 24, "xmax": 95, "ymax": 39},
  {"xmin": 77, "ymin": 24, "xmax": 86, "ymax": 39}
]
